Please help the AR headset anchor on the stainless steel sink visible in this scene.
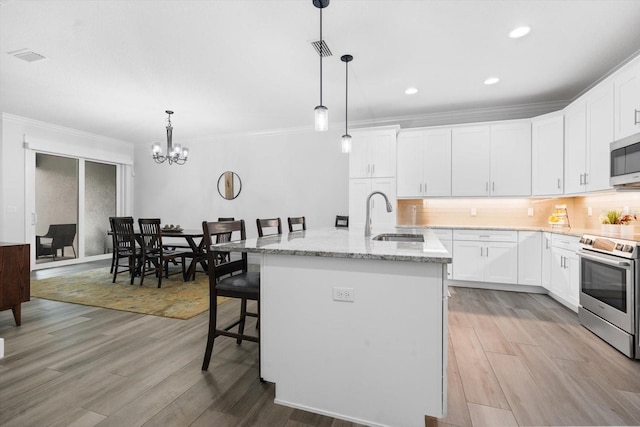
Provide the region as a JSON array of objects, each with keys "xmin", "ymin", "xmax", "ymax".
[{"xmin": 372, "ymin": 233, "xmax": 424, "ymax": 242}]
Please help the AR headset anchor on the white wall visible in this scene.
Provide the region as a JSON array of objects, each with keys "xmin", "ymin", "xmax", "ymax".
[{"xmin": 134, "ymin": 129, "xmax": 349, "ymax": 239}]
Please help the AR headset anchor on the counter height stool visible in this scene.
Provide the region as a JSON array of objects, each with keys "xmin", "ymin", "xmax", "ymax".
[
  {"xmin": 256, "ymin": 217, "xmax": 282, "ymax": 237},
  {"xmin": 335, "ymin": 215, "xmax": 349, "ymax": 228},
  {"xmin": 201, "ymin": 219, "xmax": 260, "ymax": 373},
  {"xmin": 287, "ymin": 216, "xmax": 306, "ymax": 233}
]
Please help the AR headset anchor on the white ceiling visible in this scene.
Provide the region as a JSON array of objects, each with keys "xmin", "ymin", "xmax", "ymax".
[{"xmin": 2, "ymin": 0, "xmax": 640, "ymax": 146}]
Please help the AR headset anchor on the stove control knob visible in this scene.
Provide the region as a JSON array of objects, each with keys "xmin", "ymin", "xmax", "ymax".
[
  {"xmin": 615, "ymin": 243, "xmax": 624, "ymax": 251},
  {"xmin": 623, "ymin": 245, "xmax": 634, "ymax": 253}
]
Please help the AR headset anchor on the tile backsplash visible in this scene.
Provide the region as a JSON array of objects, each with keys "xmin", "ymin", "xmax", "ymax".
[{"xmin": 396, "ymin": 192, "xmax": 640, "ymax": 229}]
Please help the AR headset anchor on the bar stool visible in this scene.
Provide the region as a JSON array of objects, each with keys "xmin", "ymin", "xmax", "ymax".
[
  {"xmin": 287, "ymin": 216, "xmax": 306, "ymax": 232},
  {"xmin": 335, "ymin": 215, "xmax": 349, "ymax": 228},
  {"xmin": 256, "ymin": 218, "xmax": 282, "ymax": 237}
]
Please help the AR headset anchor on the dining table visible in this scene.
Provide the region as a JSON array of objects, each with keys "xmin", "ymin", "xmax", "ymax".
[
  {"xmin": 160, "ymin": 228, "xmax": 207, "ymax": 279},
  {"xmin": 109, "ymin": 227, "xmax": 207, "ymax": 280}
]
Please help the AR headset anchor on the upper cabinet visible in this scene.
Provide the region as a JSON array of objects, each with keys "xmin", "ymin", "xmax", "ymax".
[
  {"xmin": 451, "ymin": 120, "xmax": 531, "ymax": 197},
  {"xmin": 564, "ymin": 82, "xmax": 614, "ymax": 194},
  {"xmin": 397, "ymin": 128, "xmax": 451, "ymax": 198},
  {"xmin": 614, "ymin": 56, "xmax": 640, "ymax": 141},
  {"xmin": 349, "ymin": 126, "xmax": 398, "ymax": 179},
  {"xmin": 531, "ymin": 112, "xmax": 564, "ymax": 196}
]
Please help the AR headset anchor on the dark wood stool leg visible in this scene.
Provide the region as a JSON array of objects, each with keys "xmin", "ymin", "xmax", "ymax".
[
  {"xmin": 237, "ymin": 298, "xmax": 247, "ymax": 345},
  {"xmin": 202, "ymin": 290, "xmax": 218, "ymax": 371}
]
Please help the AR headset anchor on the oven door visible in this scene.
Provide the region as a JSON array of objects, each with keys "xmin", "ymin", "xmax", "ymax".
[{"xmin": 578, "ymin": 250, "xmax": 634, "ymax": 334}]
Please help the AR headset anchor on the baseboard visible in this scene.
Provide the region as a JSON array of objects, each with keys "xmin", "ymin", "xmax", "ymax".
[{"xmin": 445, "ymin": 279, "xmax": 547, "ymax": 294}]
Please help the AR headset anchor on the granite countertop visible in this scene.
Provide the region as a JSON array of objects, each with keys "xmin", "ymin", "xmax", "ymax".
[
  {"xmin": 397, "ymin": 225, "xmax": 640, "ymax": 242},
  {"xmin": 211, "ymin": 227, "xmax": 451, "ymax": 263}
]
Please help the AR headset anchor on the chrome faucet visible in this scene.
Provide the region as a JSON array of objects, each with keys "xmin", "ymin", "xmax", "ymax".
[{"xmin": 365, "ymin": 191, "xmax": 393, "ymax": 237}]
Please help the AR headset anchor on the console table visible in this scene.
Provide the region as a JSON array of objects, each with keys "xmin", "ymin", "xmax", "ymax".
[{"xmin": 0, "ymin": 243, "xmax": 30, "ymax": 326}]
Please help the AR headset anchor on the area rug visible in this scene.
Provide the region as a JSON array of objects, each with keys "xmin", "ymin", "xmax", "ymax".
[{"xmin": 31, "ymin": 267, "xmax": 224, "ymax": 320}]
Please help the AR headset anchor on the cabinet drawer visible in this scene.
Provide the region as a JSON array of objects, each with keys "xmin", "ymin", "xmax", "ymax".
[
  {"xmin": 551, "ymin": 234, "xmax": 580, "ymax": 250},
  {"xmin": 453, "ymin": 229, "xmax": 518, "ymax": 243}
]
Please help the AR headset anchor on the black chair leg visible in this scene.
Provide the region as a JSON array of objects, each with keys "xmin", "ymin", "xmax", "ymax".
[
  {"xmin": 202, "ymin": 290, "xmax": 218, "ymax": 371},
  {"xmin": 237, "ymin": 298, "xmax": 247, "ymax": 345},
  {"xmin": 129, "ymin": 255, "xmax": 136, "ymax": 285}
]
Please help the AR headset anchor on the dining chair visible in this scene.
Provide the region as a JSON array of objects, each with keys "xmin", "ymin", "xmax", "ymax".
[
  {"xmin": 215, "ymin": 217, "xmax": 235, "ymax": 264},
  {"xmin": 287, "ymin": 216, "xmax": 306, "ymax": 232},
  {"xmin": 110, "ymin": 216, "xmax": 141, "ymax": 284},
  {"xmin": 138, "ymin": 218, "xmax": 188, "ymax": 288},
  {"xmin": 256, "ymin": 217, "xmax": 282, "ymax": 237},
  {"xmin": 335, "ymin": 215, "xmax": 349, "ymax": 228},
  {"xmin": 201, "ymin": 219, "xmax": 260, "ymax": 372}
]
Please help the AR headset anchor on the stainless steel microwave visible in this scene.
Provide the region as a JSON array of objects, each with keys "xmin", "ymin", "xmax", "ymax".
[{"xmin": 611, "ymin": 131, "xmax": 640, "ymax": 189}]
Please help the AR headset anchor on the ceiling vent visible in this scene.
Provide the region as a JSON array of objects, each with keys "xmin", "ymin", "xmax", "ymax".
[
  {"xmin": 8, "ymin": 49, "xmax": 47, "ymax": 63},
  {"xmin": 311, "ymin": 40, "xmax": 332, "ymax": 57}
]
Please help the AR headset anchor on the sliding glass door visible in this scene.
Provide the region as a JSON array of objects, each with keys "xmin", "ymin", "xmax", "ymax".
[{"xmin": 32, "ymin": 153, "xmax": 118, "ymax": 267}]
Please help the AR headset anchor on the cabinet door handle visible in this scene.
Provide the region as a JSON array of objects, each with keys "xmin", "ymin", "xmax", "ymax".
[
  {"xmin": 492, "ymin": 182, "xmax": 495, "ymax": 192},
  {"xmin": 485, "ymin": 182, "xmax": 489, "ymax": 193},
  {"xmin": 486, "ymin": 247, "xmax": 489, "ymax": 257},
  {"xmin": 367, "ymin": 164, "xmax": 370, "ymax": 175},
  {"xmin": 557, "ymin": 178, "xmax": 561, "ymax": 189},
  {"xmin": 371, "ymin": 164, "xmax": 375, "ymax": 175},
  {"xmin": 635, "ymin": 109, "xmax": 640, "ymax": 125},
  {"xmin": 424, "ymin": 182, "xmax": 427, "ymax": 194},
  {"xmin": 419, "ymin": 183, "xmax": 422, "ymax": 193},
  {"xmin": 480, "ymin": 247, "xmax": 483, "ymax": 257},
  {"xmin": 579, "ymin": 174, "xmax": 583, "ymax": 185},
  {"xmin": 584, "ymin": 173, "xmax": 588, "ymax": 185},
  {"xmin": 545, "ymin": 238, "xmax": 550, "ymax": 249}
]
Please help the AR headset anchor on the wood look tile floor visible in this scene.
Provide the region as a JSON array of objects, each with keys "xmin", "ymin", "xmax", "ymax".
[{"xmin": 1, "ymin": 265, "xmax": 639, "ymax": 427}]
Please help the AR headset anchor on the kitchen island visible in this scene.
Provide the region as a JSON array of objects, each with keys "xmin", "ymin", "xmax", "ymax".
[{"xmin": 213, "ymin": 227, "xmax": 451, "ymax": 427}]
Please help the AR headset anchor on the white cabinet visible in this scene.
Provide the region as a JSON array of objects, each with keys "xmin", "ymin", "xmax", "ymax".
[
  {"xmin": 517, "ymin": 231, "xmax": 542, "ymax": 286},
  {"xmin": 585, "ymin": 82, "xmax": 614, "ymax": 192},
  {"xmin": 490, "ymin": 122, "xmax": 532, "ymax": 196},
  {"xmin": 432, "ymin": 228, "xmax": 453, "ymax": 279},
  {"xmin": 614, "ymin": 56, "xmax": 640, "ymax": 140},
  {"xmin": 564, "ymin": 82, "xmax": 614, "ymax": 194},
  {"xmin": 397, "ymin": 128, "xmax": 451, "ymax": 197},
  {"xmin": 349, "ymin": 127, "xmax": 398, "ymax": 178},
  {"xmin": 452, "ymin": 230, "xmax": 518, "ymax": 284},
  {"xmin": 564, "ymin": 96, "xmax": 587, "ymax": 194},
  {"xmin": 541, "ymin": 232, "xmax": 553, "ymax": 291},
  {"xmin": 451, "ymin": 121, "xmax": 531, "ymax": 197},
  {"xmin": 451, "ymin": 126, "xmax": 491, "ymax": 196},
  {"xmin": 531, "ymin": 112, "xmax": 564, "ymax": 196},
  {"xmin": 348, "ymin": 177, "xmax": 396, "ymax": 231},
  {"xmin": 549, "ymin": 234, "xmax": 580, "ymax": 311}
]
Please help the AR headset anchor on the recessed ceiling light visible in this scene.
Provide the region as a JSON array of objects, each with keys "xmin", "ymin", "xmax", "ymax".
[
  {"xmin": 509, "ymin": 26, "xmax": 530, "ymax": 39},
  {"xmin": 405, "ymin": 87, "xmax": 418, "ymax": 95},
  {"xmin": 484, "ymin": 77, "xmax": 500, "ymax": 85}
]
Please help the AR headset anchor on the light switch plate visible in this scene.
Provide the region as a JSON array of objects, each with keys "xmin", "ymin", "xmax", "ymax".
[
  {"xmin": 470, "ymin": 208, "xmax": 477, "ymax": 217},
  {"xmin": 527, "ymin": 207, "xmax": 534, "ymax": 216},
  {"xmin": 588, "ymin": 207, "xmax": 593, "ymax": 216}
]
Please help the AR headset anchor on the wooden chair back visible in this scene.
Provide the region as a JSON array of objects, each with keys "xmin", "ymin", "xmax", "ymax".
[
  {"xmin": 287, "ymin": 216, "xmax": 306, "ymax": 232},
  {"xmin": 335, "ymin": 215, "xmax": 349, "ymax": 228},
  {"xmin": 111, "ymin": 217, "xmax": 136, "ymax": 252},
  {"xmin": 202, "ymin": 220, "xmax": 248, "ymax": 278},
  {"xmin": 256, "ymin": 217, "xmax": 282, "ymax": 237},
  {"xmin": 138, "ymin": 218, "xmax": 163, "ymax": 253}
]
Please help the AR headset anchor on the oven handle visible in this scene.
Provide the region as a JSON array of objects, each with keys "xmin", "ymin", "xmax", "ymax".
[{"xmin": 577, "ymin": 250, "xmax": 631, "ymax": 267}]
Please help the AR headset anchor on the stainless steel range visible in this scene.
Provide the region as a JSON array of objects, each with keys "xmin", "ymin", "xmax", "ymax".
[{"xmin": 578, "ymin": 234, "xmax": 640, "ymax": 358}]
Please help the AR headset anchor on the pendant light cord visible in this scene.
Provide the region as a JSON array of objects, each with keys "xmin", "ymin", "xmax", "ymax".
[
  {"xmin": 319, "ymin": 7, "xmax": 323, "ymax": 106},
  {"xmin": 345, "ymin": 60, "xmax": 348, "ymax": 134}
]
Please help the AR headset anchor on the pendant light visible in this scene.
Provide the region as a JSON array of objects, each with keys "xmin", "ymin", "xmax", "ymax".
[
  {"xmin": 151, "ymin": 110, "xmax": 189, "ymax": 165},
  {"xmin": 341, "ymin": 54, "xmax": 353, "ymax": 153},
  {"xmin": 313, "ymin": 0, "xmax": 329, "ymax": 131}
]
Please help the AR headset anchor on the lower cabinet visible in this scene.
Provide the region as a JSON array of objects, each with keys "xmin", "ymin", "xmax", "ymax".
[
  {"xmin": 518, "ymin": 231, "xmax": 542, "ymax": 286},
  {"xmin": 452, "ymin": 230, "xmax": 518, "ymax": 284},
  {"xmin": 432, "ymin": 229, "xmax": 453, "ymax": 279},
  {"xmin": 541, "ymin": 232, "xmax": 553, "ymax": 291},
  {"xmin": 549, "ymin": 234, "xmax": 580, "ymax": 311}
]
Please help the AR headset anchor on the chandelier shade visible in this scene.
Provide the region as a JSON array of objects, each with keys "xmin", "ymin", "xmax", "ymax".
[{"xmin": 151, "ymin": 110, "xmax": 189, "ymax": 165}]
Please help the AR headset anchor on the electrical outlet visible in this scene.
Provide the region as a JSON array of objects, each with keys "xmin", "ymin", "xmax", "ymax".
[
  {"xmin": 470, "ymin": 208, "xmax": 477, "ymax": 217},
  {"xmin": 333, "ymin": 287, "xmax": 355, "ymax": 302},
  {"xmin": 527, "ymin": 207, "xmax": 534, "ymax": 217}
]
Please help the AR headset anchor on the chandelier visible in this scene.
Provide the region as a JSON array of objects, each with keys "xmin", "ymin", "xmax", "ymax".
[{"xmin": 151, "ymin": 110, "xmax": 189, "ymax": 165}]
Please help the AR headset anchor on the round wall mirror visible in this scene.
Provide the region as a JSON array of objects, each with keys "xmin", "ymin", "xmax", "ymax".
[{"xmin": 217, "ymin": 171, "xmax": 242, "ymax": 200}]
